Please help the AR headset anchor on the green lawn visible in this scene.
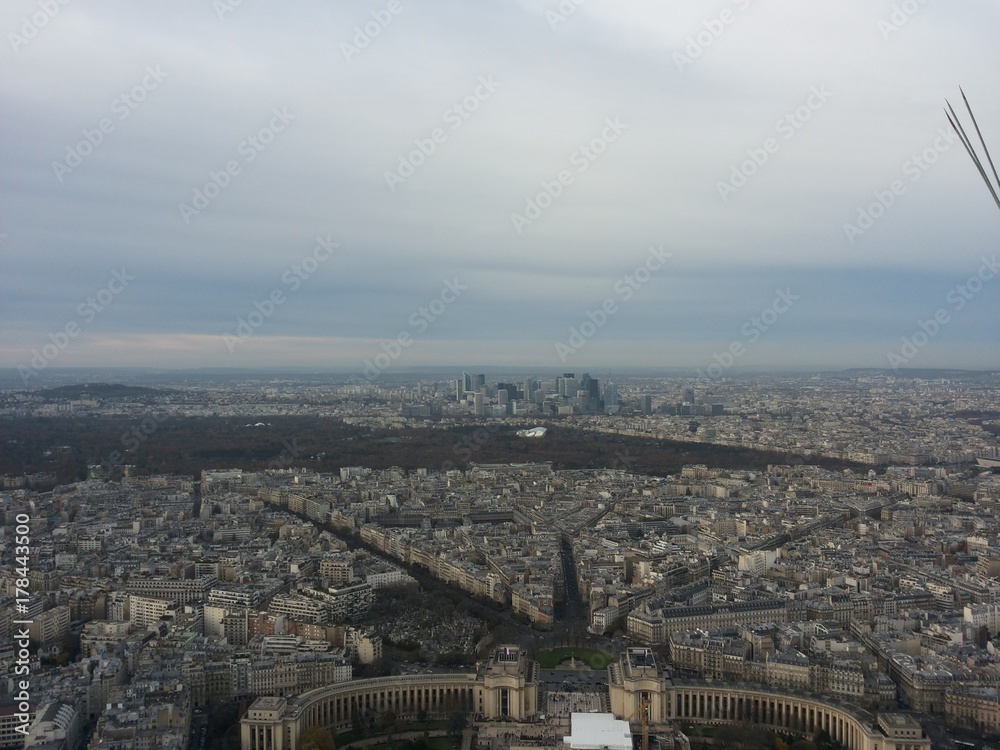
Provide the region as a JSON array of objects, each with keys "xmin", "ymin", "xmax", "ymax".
[{"xmin": 535, "ymin": 647, "xmax": 614, "ymax": 670}]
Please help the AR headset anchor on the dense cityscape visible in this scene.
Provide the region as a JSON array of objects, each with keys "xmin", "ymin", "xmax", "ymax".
[
  {"xmin": 2, "ymin": 370, "xmax": 1000, "ymax": 750},
  {"xmin": 4, "ymin": 3, "xmax": 1000, "ymax": 750}
]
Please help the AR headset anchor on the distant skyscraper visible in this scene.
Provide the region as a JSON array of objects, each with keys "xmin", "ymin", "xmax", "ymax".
[
  {"xmin": 497, "ymin": 389, "xmax": 508, "ymax": 406},
  {"xmin": 473, "ymin": 373, "xmax": 486, "ymax": 391},
  {"xmin": 473, "ymin": 392, "xmax": 484, "ymax": 416},
  {"xmin": 558, "ymin": 373, "xmax": 575, "ymax": 398},
  {"xmin": 640, "ymin": 395, "xmax": 652, "ymax": 415},
  {"xmin": 522, "ymin": 379, "xmax": 533, "ymax": 402},
  {"xmin": 580, "ymin": 373, "xmax": 600, "ymax": 412},
  {"xmin": 461, "ymin": 372, "xmax": 473, "ymax": 393},
  {"xmin": 604, "ymin": 380, "xmax": 618, "ymax": 413}
]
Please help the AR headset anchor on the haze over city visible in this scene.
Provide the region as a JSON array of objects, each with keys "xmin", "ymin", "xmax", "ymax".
[
  {"xmin": 8, "ymin": 6, "xmax": 1000, "ymax": 745},
  {"xmin": 3, "ymin": 0, "xmax": 1000, "ymax": 375}
]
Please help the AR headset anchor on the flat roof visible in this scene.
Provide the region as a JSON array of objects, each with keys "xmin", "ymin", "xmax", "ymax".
[{"xmin": 563, "ymin": 713, "xmax": 632, "ymax": 750}]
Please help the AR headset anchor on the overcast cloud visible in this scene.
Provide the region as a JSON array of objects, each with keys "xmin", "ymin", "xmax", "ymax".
[{"xmin": 2, "ymin": 0, "xmax": 999, "ymax": 376}]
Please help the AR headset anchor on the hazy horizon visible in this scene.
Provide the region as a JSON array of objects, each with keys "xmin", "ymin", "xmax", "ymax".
[{"xmin": 3, "ymin": 1, "xmax": 1000, "ymax": 381}]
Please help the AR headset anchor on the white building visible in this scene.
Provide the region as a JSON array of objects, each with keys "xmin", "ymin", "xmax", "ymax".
[
  {"xmin": 563, "ymin": 713, "xmax": 632, "ymax": 750},
  {"xmin": 24, "ymin": 702, "xmax": 79, "ymax": 750},
  {"xmin": 965, "ymin": 603, "xmax": 1000, "ymax": 635}
]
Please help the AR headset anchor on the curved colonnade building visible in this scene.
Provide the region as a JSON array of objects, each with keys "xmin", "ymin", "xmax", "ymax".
[
  {"xmin": 241, "ymin": 646, "xmax": 537, "ymax": 750},
  {"xmin": 609, "ymin": 649, "xmax": 930, "ymax": 750},
  {"xmin": 241, "ymin": 646, "xmax": 930, "ymax": 750}
]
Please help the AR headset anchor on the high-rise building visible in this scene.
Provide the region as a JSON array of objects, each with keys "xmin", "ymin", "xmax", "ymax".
[
  {"xmin": 639, "ymin": 395, "xmax": 652, "ymax": 415},
  {"xmin": 522, "ymin": 379, "xmax": 534, "ymax": 401},
  {"xmin": 497, "ymin": 389, "xmax": 508, "ymax": 406},
  {"xmin": 473, "ymin": 392, "xmax": 485, "ymax": 416},
  {"xmin": 604, "ymin": 380, "xmax": 619, "ymax": 414},
  {"xmin": 579, "ymin": 373, "xmax": 600, "ymax": 413},
  {"xmin": 497, "ymin": 382, "xmax": 518, "ymax": 399},
  {"xmin": 461, "ymin": 372, "xmax": 473, "ymax": 393},
  {"xmin": 557, "ymin": 374, "xmax": 576, "ymax": 398}
]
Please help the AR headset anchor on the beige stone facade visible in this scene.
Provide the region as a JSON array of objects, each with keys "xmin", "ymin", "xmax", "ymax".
[
  {"xmin": 240, "ymin": 645, "xmax": 537, "ymax": 750},
  {"xmin": 608, "ymin": 650, "xmax": 931, "ymax": 750}
]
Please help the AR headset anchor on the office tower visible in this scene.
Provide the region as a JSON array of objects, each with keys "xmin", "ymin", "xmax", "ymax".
[
  {"xmin": 497, "ymin": 389, "xmax": 508, "ymax": 406},
  {"xmin": 604, "ymin": 380, "xmax": 619, "ymax": 413},
  {"xmin": 557, "ymin": 373, "xmax": 576, "ymax": 398},
  {"xmin": 461, "ymin": 372, "xmax": 473, "ymax": 394},
  {"xmin": 473, "ymin": 392, "xmax": 484, "ymax": 416},
  {"xmin": 683, "ymin": 387, "xmax": 695, "ymax": 404},
  {"xmin": 497, "ymin": 382, "xmax": 518, "ymax": 399},
  {"xmin": 522, "ymin": 379, "xmax": 533, "ymax": 402},
  {"xmin": 640, "ymin": 394, "xmax": 652, "ymax": 415},
  {"xmin": 473, "ymin": 373, "xmax": 486, "ymax": 391},
  {"xmin": 580, "ymin": 373, "xmax": 600, "ymax": 412}
]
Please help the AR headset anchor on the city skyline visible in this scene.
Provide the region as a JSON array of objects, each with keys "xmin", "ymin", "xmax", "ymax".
[{"xmin": 3, "ymin": 1, "xmax": 1000, "ymax": 378}]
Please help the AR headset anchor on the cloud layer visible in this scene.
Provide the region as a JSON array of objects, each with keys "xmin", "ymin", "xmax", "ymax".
[{"xmin": 2, "ymin": 0, "xmax": 1000, "ymax": 376}]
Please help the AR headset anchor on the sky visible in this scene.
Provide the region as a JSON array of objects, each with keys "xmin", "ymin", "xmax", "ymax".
[{"xmin": 2, "ymin": 0, "xmax": 1000, "ymax": 382}]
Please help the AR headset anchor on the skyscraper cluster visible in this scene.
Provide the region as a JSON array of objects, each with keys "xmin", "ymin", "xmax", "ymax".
[{"xmin": 455, "ymin": 372, "xmax": 630, "ymax": 416}]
